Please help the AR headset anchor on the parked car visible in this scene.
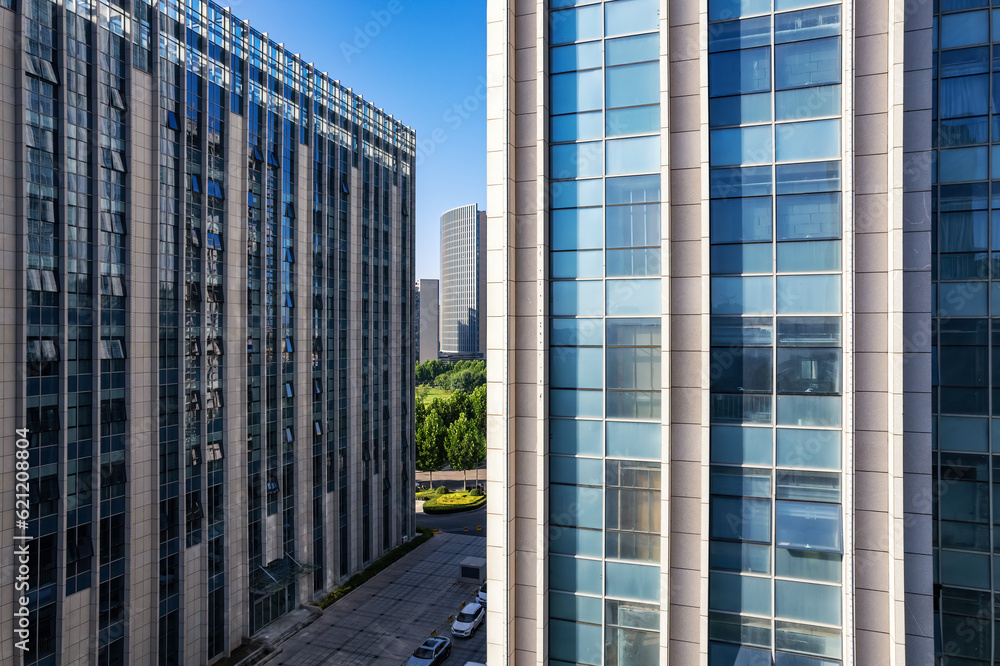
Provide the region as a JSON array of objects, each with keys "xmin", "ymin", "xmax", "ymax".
[
  {"xmin": 451, "ymin": 601, "xmax": 485, "ymax": 638},
  {"xmin": 405, "ymin": 636, "xmax": 451, "ymax": 665},
  {"xmin": 476, "ymin": 580, "xmax": 487, "ymax": 606},
  {"xmin": 463, "ymin": 663, "xmax": 487, "ymax": 666}
]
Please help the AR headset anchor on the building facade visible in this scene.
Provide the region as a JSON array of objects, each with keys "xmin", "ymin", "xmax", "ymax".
[
  {"xmin": 416, "ymin": 278, "xmax": 440, "ymax": 362},
  {"xmin": 1, "ymin": 1, "xmax": 416, "ymax": 664},
  {"xmin": 486, "ymin": 0, "xmax": 934, "ymax": 664},
  {"xmin": 440, "ymin": 203, "xmax": 486, "ymax": 358}
]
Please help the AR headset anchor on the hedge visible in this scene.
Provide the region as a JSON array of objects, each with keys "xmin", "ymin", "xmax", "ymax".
[
  {"xmin": 422, "ymin": 491, "xmax": 487, "ymax": 515},
  {"xmin": 311, "ymin": 527, "xmax": 434, "ymax": 610}
]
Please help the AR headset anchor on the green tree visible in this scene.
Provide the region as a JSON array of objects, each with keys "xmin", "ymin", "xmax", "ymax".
[
  {"xmin": 425, "ymin": 359, "xmax": 445, "ymax": 383},
  {"xmin": 416, "ymin": 409, "xmax": 446, "ymax": 486},
  {"xmin": 470, "ymin": 384, "xmax": 487, "ymax": 436},
  {"xmin": 439, "ymin": 390, "xmax": 472, "ymax": 428},
  {"xmin": 414, "ymin": 397, "xmax": 427, "ymax": 433},
  {"xmin": 445, "ymin": 413, "xmax": 486, "ymax": 490},
  {"xmin": 415, "ymin": 361, "xmax": 431, "ymax": 384}
]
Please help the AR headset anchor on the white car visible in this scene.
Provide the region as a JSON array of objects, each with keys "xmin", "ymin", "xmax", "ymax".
[
  {"xmin": 451, "ymin": 601, "xmax": 485, "ymax": 638},
  {"xmin": 476, "ymin": 580, "xmax": 487, "ymax": 606}
]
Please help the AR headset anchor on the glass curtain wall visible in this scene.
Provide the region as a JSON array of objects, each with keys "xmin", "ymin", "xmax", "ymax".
[
  {"xmin": 706, "ymin": 0, "xmax": 846, "ymax": 663},
  {"xmin": 547, "ymin": 1, "xmax": 662, "ymax": 664},
  {"xmin": 932, "ymin": 3, "xmax": 1000, "ymax": 663}
]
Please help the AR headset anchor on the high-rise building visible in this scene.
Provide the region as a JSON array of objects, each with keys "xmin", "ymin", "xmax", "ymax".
[
  {"xmin": 486, "ymin": 0, "xmax": 937, "ymax": 664},
  {"xmin": 1, "ymin": 1, "xmax": 416, "ymax": 664},
  {"xmin": 440, "ymin": 203, "xmax": 486, "ymax": 359},
  {"xmin": 416, "ymin": 278, "xmax": 440, "ymax": 362}
]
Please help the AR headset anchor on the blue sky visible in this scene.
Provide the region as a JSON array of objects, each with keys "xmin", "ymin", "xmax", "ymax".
[{"xmin": 231, "ymin": 0, "xmax": 487, "ymax": 281}]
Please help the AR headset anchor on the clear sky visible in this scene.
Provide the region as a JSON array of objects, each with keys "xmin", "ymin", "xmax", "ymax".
[{"xmin": 231, "ymin": 0, "xmax": 487, "ymax": 282}]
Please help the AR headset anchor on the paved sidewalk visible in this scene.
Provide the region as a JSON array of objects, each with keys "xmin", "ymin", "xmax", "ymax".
[{"xmin": 263, "ymin": 533, "xmax": 486, "ymax": 666}]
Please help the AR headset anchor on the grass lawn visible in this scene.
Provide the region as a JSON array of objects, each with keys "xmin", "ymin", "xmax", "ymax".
[
  {"xmin": 422, "ymin": 490, "xmax": 487, "ymax": 514},
  {"xmin": 417, "ymin": 385, "xmax": 453, "ymax": 406}
]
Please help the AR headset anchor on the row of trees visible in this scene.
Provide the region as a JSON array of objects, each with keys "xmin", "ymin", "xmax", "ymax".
[
  {"xmin": 415, "ymin": 359, "xmax": 486, "ymax": 393},
  {"xmin": 416, "ymin": 384, "xmax": 486, "ymax": 488}
]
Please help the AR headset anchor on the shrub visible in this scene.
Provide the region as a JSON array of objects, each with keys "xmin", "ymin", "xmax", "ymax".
[
  {"xmin": 434, "ymin": 485, "xmax": 450, "ymax": 495},
  {"xmin": 469, "ymin": 488, "xmax": 482, "ymax": 497},
  {"xmin": 312, "ymin": 528, "xmax": 434, "ymax": 609}
]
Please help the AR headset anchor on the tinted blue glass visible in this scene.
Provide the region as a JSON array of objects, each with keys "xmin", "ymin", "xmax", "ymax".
[
  {"xmin": 708, "ymin": 16, "xmax": 772, "ymax": 52},
  {"xmin": 552, "ymin": 141, "xmax": 604, "ymax": 178},
  {"xmin": 711, "ymin": 466, "xmax": 772, "ymax": 497},
  {"xmin": 778, "ymin": 317, "xmax": 839, "ymax": 347},
  {"xmin": 607, "ymin": 421, "xmax": 661, "ymax": 459},
  {"xmin": 607, "ymin": 105, "xmax": 660, "ymax": 136},
  {"xmin": 711, "ymin": 126, "xmax": 774, "ymax": 166},
  {"xmin": 552, "ymin": 347, "xmax": 604, "ymax": 389},
  {"xmin": 774, "ymin": 6, "xmax": 841, "ymax": 44},
  {"xmin": 550, "ymin": 527, "xmax": 604, "ymax": 558},
  {"xmin": 775, "ymin": 37, "xmax": 840, "ymax": 90},
  {"xmin": 938, "ymin": 282, "xmax": 989, "ymax": 316},
  {"xmin": 607, "ymin": 175, "xmax": 660, "ymax": 204},
  {"xmin": 774, "ymin": 84, "xmax": 841, "ymax": 120},
  {"xmin": 552, "ymin": 207, "xmax": 604, "ymax": 250},
  {"xmin": 606, "ymin": 62, "xmax": 659, "ymax": 107},
  {"xmin": 939, "ymin": 75, "xmax": 990, "ymax": 118},
  {"xmin": 549, "ymin": 619, "xmax": 603, "ymax": 665},
  {"xmin": 606, "ymin": 204, "xmax": 661, "ymax": 247},
  {"xmin": 776, "ymin": 469, "xmax": 841, "ymax": 503},
  {"xmin": 711, "ymin": 347, "xmax": 773, "ymax": 393},
  {"xmin": 607, "ymin": 346, "xmax": 660, "ymax": 390},
  {"xmin": 711, "ymin": 166, "xmax": 773, "ymax": 198},
  {"xmin": 551, "ymin": 455, "xmax": 604, "ymax": 485},
  {"xmin": 552, "ymin": 280, "xmax": 604, "ymax": 315},
  {"xmin": 940, "ymin": 47, "xmax": 990, "ymax": 78},
  {"xmin": 551, "ymin": 70, "xmax": 604, "ymax": 114},
  {"xmin": 775, "ymin": 500, "xmax": 842, "ymax": 552},
  {"xmin": 775, "ymin": 548, "xmax": 842, "ymax": 583},
  {"xmin": 552, "ymin": 179, "xmax": 603, "ymax": 208},
  {"xmin": 776, "ymin": 161, "xmax": 841, "ymax": 194},
  {"xmin": 606, "ymin": 33, "xmax": 659, "ymax": 65},
  {"xmin": 552, "ymin": 250, "xmax": 604, "ymax": 278},
  {"xmin": 937, "ymin": 416, "xmax": 988, "ymax": 452},
  {"xmin": 552, "ymin": 389, "xmax": 605, "ymax": 418},
  {"xmin": 552, "ymin": 318, "xmax": 604, "ymax": 346},
  {"xmin": 552, "ymin": 112, "xmax": 604, "ymax": 142},
  {"xmin": 777, "ymin": 240, "xmax": 841, "ymax": 272},
  {"xmin": 606, "ymin": 562, "xmax": 660, "ymax": 601},
  {"xmin": 708, "ymin": 0, "xmax": 770, "ymax": 21},
  {"xmin": 776, "ymin": 395, "xmax": 842, "ymax": 427},
  {"xmin": 711, "ymin": 496, "xmax": 771, "ymax": 542},
  {"xmin": 551, "ymin": 418, "xmax": 604, "ymax": 455},
  {"xmin": 607, "ymin": 248, "xmax": 661, "ymax": 276},
  {"xmin": 551, "ymin": 41, "xmax": 603, "ymax": 73},
  {"xmin": 709, "ymin": 541, "xmax": 772, "ymax": 574},
  {"xmin": 607, "ymin": 318, "xmax": 661, "ymax": 345},
  {"xmin": 776, "ymin": 119, "xmax": 841, "ymax": 162},
  {"xmin": 709, "ymin": 572, "xmax": 772, "ymax": 614},
  {"xmin": 710, "ymin": 425, "xmax": 773, "ymax": 465},
  {"xmin": 776, "ymin": 274, "xmax": 841, "ymax": 313},
  {"xmin": 711, "ymin": 243, "xmax": 773, "ymax": 274},
  {"xmin": 711, "ymin": 642, "xmax": 774, "ymax": 666},
  {"xmin": 777, "ymin": 347, "xmax": 841, "ymax": 395},
  {"xmin": 775, "ymin": 193, "xmax": 842, "ymax": 240},
  {"xmin": 941, "ymin": 10, "xmax": 990, "ymax": 48},
  {"xmin": 709, "ymin": 93, "xmax": 772, "ymax": 127},
  {"xmin": 607, "ymin": 390, "xmax": 661, "ymax": 419},
  {"xmin": 711, "ymin": 316, "xmax": 774, "ymax": 346},
  {"xmin": 550, "ymin": 486, "xmax": 604, "ymax": 530},
  {"xmin": 605, "ymin": 0, "xmax": 658, "ymax": 36},
  {"xmin": 775, "ymin": 580, "xmax": 841, "ymax": 625},
  {"xmin": 550, "ymin": 5, "xmax": 602, "ymax": 45},
  {"xmin": 550, "ymin": 590, "xmax": 603, "ymax": 622},
  {"xmin": 938, "ymin": 146, "xmax": 989, "ymax": 182},
  {"xmin": 709, "ymin": 47, "xmax": 771, "ymax": 96},
  {"xmin": 711, "ymin": 197, "xmax": 773, "ymax": 242},
  {"xmin": 607, "ymin": 136, "xmax": 659, "ymax": 174},
  {"xmin": 607, "ymin": 279, "xmax": 661, "ymax": 315},
  {"xmin": 711, "ymin": 276, "xmax": 774, "ymax": 314}
]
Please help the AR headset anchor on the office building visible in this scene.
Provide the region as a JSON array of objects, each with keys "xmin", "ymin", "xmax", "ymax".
[
  {"xmin": 415, "ymin": 278, "xmax": 440, "ymax": 362},
  {"xmin": 440, "ymin": 203, "xmax": 486, "ymax": 359},
  {"xmin": 1, "ymin": 1, "xmax": 416, "ymax": 664},
  {"xmin": 486, "ymin": 0, "xmax": 936, "ymax": 664}
]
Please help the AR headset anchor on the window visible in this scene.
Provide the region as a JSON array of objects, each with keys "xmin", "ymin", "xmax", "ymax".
[{"xmin": 166, "ymin": 110, "xmax": 180, "ymax": 130}]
